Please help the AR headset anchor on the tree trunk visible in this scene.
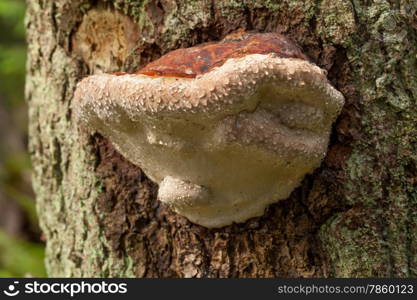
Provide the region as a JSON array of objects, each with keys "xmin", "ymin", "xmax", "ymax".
[{"xmin": 26, "ymin": 0, "xmax": 417, "ymax": 277}]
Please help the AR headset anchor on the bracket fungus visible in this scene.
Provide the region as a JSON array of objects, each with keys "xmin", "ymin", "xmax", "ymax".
[{"xmin": 73, "ymin": 32, "xmax": 344, "ymax": 228}]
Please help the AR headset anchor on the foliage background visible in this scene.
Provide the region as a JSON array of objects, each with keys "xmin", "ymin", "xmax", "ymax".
[{"xmin": 0, "ymin": 0, "xmax": 45, "ymax": 277}]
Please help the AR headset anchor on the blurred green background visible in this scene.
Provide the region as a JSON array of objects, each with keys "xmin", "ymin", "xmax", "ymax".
[{"xmin": 0, "ymin": 0, "xmax": 46, "ymax": 277}]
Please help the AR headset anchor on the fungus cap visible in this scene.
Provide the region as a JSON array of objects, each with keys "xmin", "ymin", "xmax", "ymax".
[{"xmin": 73, "ymin": 32, "xmax": 344, "ymax": 228}]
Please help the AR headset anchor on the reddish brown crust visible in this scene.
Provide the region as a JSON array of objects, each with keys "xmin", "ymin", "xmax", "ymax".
[
  {"xmin": 113, "ymin": 71, "xmax": 127, "ymax": 76},
  {"xmin": 137, "ymin": 32, "xmax": 307, "ymax": 78}
]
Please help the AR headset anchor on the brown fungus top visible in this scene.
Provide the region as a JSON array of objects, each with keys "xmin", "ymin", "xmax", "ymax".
[
  {"xmin": 136, "ymin": 32, "xmax": 308, "ymax": 78},
  {"xmin": 76, "ymin": 30, "xmax": 342, "ymax": 117}
]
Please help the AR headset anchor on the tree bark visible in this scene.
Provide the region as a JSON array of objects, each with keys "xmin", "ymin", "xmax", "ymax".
[{"xmin": 26, "ymin": 0, "xmax": 417, "ymax": 277}]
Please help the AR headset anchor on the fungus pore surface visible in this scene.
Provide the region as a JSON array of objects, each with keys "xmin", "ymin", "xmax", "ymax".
[{"xmin": 73, "ymin": 32, "xmax": 345, "ymax": 228}]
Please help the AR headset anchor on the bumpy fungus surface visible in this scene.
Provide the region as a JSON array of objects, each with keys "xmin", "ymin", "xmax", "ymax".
[{"xmin": 73, "ymin": 32, "xmax": 344, "ymax": 228}]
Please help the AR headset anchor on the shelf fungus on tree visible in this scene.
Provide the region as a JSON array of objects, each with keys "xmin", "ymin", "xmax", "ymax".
[{"xmin": 73, "ymin": 32, "xmax": 344, "ymax": 228}]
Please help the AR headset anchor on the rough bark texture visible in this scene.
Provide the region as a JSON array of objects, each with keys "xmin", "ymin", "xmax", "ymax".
[{"xmin": 26, "ymin": 0, "xmax": 417, "ymax": 277}]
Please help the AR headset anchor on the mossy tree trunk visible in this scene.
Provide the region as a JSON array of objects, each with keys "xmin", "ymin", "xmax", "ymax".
[{"xmin": 26, "ymin": 0, "xmax": 416, "ymax": 277}]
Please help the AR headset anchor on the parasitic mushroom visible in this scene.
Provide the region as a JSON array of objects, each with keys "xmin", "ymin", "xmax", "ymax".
[{"xmin": 73, "ymin": 32, "xmax": 345, "ymax": 228}]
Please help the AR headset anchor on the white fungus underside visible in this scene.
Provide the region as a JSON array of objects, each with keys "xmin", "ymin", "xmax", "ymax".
[{"xmin": 73, "ymin": 54, "xmax": 345, "ymax": 228}]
